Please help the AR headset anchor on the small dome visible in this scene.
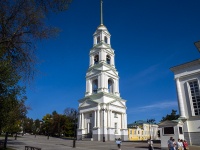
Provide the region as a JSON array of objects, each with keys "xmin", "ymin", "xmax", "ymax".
[{"xmin": 97, "ymin": 24, "xmax": 107, "ymax": 30}]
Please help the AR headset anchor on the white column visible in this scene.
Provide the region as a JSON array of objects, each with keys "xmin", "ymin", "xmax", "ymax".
[
  {"xmin": 102, "ymin": 50, "xmax": 106, "ymax": 62},
  {"xmin": 79, "ymin": 113, "xmax": 82, "ymax": 129},
  {"xmin": 81, "ymin": 113, "xmax": 84, "ymax": 129},
  {"xmin": 86, "ymin": 79, "xmax": 89, "ymax": 93},
  {"xmin": 121, "ymin": 113, "xmax": 124, "ymax": 129},
  {"xmin": 100, "ymin": 73, "xmax": 104, "ymax": 89},
  {"xmin": 98, "ymin": 75, "xmax": 101, "ymax": 92},
  {"xmin": 108, "ymin": 37, "xmax": 110, "ymax": 45},
  {"xmin": 94, "ymin": 37, "xmax": 97, "ymax": 45},
  {"xmin": 88, "ymin": 79, "xmax": 92, "ymax": 94},
  {"xmin": 94, "ymin": 110, "xmax": 97, "ymax": 127},
  {"xmin": 90, "ymin": 55, "xmax": 94, "ymax": 66},
  {"xmin": 107, "ymin": 110, "xmax": 110, "ymax": 127},
  {"xmin": 176, "ymin": 78, "xmax": 186, "ymax": 118},
  {"xmin": 124, "ymin": 113, "xmax": 127, "ymax": 129},
  {"xmin": 111, "ymin": 55, "xmax": 114, "ymax": 66},
  {"xmin": 99, "ymin": 50, "xmax": 103, "ymax": 62},
  {"xmin": 114, "ymin": 79, "xmax": 119, "ymax": 94},
  {"xmin": 107, "ymin": 109, "xmax": 109, "ymax": 127},
  {"xmin": 110, "ymin": 110, "xmax": 112, "ymax": 127},
  {"xmin": 97, "ymin": 110, "xmax": 100, "ymax": 127}
]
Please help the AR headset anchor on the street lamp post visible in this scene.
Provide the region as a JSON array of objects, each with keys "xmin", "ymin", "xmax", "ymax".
[{"xmin": 73, "ymin": 111, "xmax": 78, "ymax": 148}]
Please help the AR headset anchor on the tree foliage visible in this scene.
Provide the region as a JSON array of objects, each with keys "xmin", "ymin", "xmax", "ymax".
[
  {"xmin": 161, "ymin": 109, "xmax": 180, "ymax": 122},
  {"xmin": 0, "ymin": 59, "xmax": 28, "ymax": 134},
  {"xmin": 0, "ymin": 0, "xmax": 72, "ymax": 80}
]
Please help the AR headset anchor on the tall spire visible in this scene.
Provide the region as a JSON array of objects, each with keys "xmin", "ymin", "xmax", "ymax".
[{"xmin": 100, "ymin": 0, "xmax": 103, "ymax": 25}]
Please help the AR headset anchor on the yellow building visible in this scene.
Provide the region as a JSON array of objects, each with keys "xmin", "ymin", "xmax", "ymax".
[{"xmin": 128, "ymin": 120, "xmax": 158, "ymax": 141}]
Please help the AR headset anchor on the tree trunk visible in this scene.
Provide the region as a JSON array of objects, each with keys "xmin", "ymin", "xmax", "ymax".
[
  {"xmin": 15, "ymin": 132, "xmax": 17, "ymax": 140},
  {"xmin": 4, "ymin": 132, "xmax": 8, "ymax": 149}
]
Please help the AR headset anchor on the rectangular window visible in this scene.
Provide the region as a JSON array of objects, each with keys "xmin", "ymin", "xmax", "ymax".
[
  {"xmin": 97, "ymin": 36, "xmax": 100, "ymax": 44},
  {"xmin": 189, "ymin": 80, "xmax": 200, "ymax": 116},
  {"xmin": 179, "ymin": 127, "xmax": 183, "ymax": 134},
  {"xmin": 130, "ymin": 130, "xmax": 132, "ymax": 135},
  {"xmin": 114, "ymin": 113, "xmax": 118, "ymax": 118},
  {"xmin": 163, "ymin": 127, "xmax": 174, "ymax": 135},
  {"xmin": 115, "ymin": 123, "xmax": 117, "ymax": 133}
]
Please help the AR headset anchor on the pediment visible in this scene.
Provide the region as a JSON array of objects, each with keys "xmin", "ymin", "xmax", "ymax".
[
  {"xmin": 86, "ymin": 68, "xmax": 101, "ymax": 76},
  {"xmin": 110, "ymin": 100, "xmax": 125, "ymax": 108},
  {"xmin": 104, "ymin": 68, "xmax": 118, "ymax": 76},
  {"xmin": 79, "ymin": 99, "xmax": 98, "ymax": 108}
]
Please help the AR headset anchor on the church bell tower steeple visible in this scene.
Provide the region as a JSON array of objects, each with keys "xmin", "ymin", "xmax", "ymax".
[{"xmin": 77, "ymin": 0, "xmax": 128, "ymax": 141}]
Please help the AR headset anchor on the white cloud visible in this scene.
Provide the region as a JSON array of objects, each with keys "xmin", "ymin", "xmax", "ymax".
[{"xmin": 128, "ymin": 101, "xmax": 178, "ymax": 114}]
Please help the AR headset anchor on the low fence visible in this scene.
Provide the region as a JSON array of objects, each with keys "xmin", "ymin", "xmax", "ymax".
[{"xmin": 0, "ymin": 141, "xmax": 4, "ymax": 148}]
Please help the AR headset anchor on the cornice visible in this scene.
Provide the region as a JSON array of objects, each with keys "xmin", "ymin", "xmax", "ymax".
[
  {"xmin": 170, "ymin": 59, "xmax": 200, "ymax": 72},
  {"xmin": 87, "ymin": 62, "xmax": 117, "ymax": 73},
  {"xmin": 78, "ymin": 92, "xmax": 125, "ymax": 103}
]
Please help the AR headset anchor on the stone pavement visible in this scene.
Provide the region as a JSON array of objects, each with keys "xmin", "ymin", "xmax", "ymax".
[
  {"xmin": 1, "ymin": 135, "xmax": 200, "ymax": 150},
  {"xmin": 0, "ymin": 135, "xmax": 160, "ymax": 150}
]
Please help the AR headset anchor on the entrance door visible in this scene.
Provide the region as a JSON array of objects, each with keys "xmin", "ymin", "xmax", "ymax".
[
  {"xmin": 87, "ymin": 123, "xmax": 92, "ymax": 134},
  {"xmin": 87, "ymin": 123, "xmax": 92, "ymax": 138}
]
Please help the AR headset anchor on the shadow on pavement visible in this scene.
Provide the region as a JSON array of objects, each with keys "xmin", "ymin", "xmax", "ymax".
[{"xmin": 134, "ymin": 146, "xmax": 161, "ymax": 149}]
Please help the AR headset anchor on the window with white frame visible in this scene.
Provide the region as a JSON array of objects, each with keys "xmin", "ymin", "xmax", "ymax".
[
  {"xmin": 189, "ymin": 80, "xmax": 200, "ymax": 116},
  {"xmin": 163, "ymin": 127, "xmax": 174, "ymax": 135},
  {"xmin": 104, "ymin": 36, "xmax": 108, "ymax": 43},
  {"xmin": 92, "ymin": 79, "xmax": 98, "ymax": 93},
  {"xmin": 108, "ymin": 79, "xmax": 114, "ymax": 93},
  {"xmin": 97, "ymin": 36, "xmax": 100, "ymax": 44},
  {"xmin": 94, "ymin": 55, "xmax": 99, "ymax": 64},
  {"xmin": 179, "ymin": 127, "xmax": 183, "ymax": 134}
]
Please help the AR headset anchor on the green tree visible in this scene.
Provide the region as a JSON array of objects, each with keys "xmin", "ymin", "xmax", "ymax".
[
  {"xmin": 0, "ymin": 0, "xmax": 72, "ymax": 147},
  {"xmin": 42, "ymin": 114, "xmax": 53, "ymax": 139},
  {"xmin": 63, "ymin": 107, "xmax": 78, "ymax": 138},
  {"xmin": 161, "ymin": 109, "xmax": 180, "ymax": 122}
]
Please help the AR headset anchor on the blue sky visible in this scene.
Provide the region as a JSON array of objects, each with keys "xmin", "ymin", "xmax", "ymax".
[{"xmin": 26, "ymin": 0, "xmax": 200, "ymax": 123}]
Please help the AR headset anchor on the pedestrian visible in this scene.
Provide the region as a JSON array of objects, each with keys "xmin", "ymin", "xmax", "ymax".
[
  {"xmin": 116, "ymin": 138, "xmax": 122, "ymax": 150},
  {"xmin": 147, "ymin": 139, "xmax": 154, "ymax": 150},
  {"xmin": 177, "ymin": 139, "xmax": 183, "ymax": 150},
  {"xmin": 168, "ymin": 137, "xmax": 174, "ymax": 150},
  {"xmin": 183, "ymin": 140, "xmax": 189, "ymax": 150},
  {"xmin": 172, "ymin": 139, "xmax": 176, "ymax": 150}
]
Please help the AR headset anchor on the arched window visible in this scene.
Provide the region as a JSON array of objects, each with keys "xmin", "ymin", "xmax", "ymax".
[
  {"xmin": 94, "ymin": 55, "xmax": 99, "ymax": 64},
  {"xmin": 108, "ymin": 79, "xmax": 114, "ymax": 93},
  {"xmin": 106, "ymin": 55, "xmax": 111, "ymax": 64},
  {"xmin": 97, "ymin": 36, "xmax": 100, "ymax": 44},
  {"xmin": 104, "ymin": 36, "xmax": 108, "ymax": 43},
  {"xmin": 92, "ymin": 79, "xmax": 98, "ymax": 93}
]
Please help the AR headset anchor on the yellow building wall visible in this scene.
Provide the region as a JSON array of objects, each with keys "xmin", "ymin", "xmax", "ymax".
[{"xmin": 128, "ymin": 128, "xmax": 151, "ymax": 141}]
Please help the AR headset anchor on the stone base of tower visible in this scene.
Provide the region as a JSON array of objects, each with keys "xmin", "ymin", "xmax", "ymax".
[{"xmin": 120, "ymin": 129, "xmax": 128, "ymax": 141}]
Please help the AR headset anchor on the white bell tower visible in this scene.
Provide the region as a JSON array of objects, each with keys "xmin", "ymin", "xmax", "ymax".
[{"xmin": 77, "ymin": 0, "xmax": 128, "ymax": 141}]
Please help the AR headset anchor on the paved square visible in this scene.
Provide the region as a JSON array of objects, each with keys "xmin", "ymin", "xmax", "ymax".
[{"xmin": 0, "ymin": 135, "xmax": 161, "ymax": 150}]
